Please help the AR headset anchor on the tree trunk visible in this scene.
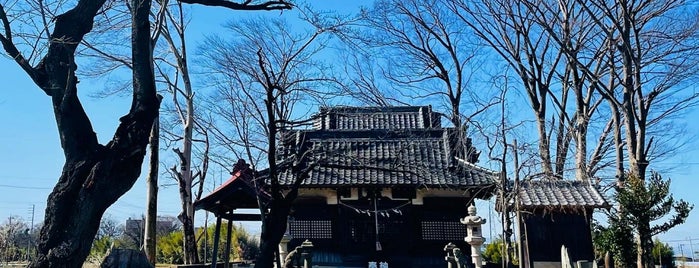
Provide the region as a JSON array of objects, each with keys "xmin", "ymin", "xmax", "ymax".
[
  {"xmin": 610, "ymin": 103, "xmax": 625, "ymax": 184},
  {"xmin": 255, "ymin": 200, "xmax": 291, "ymax": 268},
  {"xmin": 618, "ymin": 0, "xmax": 641, "ymax": 180},
  {"xmin": 177, "ymin": 45, "xmax": 199, "ymax": 264},
  {"xmin": 575, "ymin": 114, "xmax": 588, "ymax": 181},
  {"xmin": 636, "ymin": 218, "xmax": 653, "ymax": 268},
  {"xmin": 179, "ymin": 193, "xmax": 198, "ymax": 264},
  {"xmin": 180, "ymin": 113, "xmax": 199, "ymax": 265},
  {"xmin": 144, "ymin": 116, "xmax": 159, "ymax": 265},
  {"xmin": 33, "ymin": 111, "xmax": 157, "ymax": 267},
  {"xmin": 175, "ymin": 95, "xmax": 198, "ymax": 264},
  {"xmin": 534, "ymin": 111, "xmax": 554, "ymax": 176}
]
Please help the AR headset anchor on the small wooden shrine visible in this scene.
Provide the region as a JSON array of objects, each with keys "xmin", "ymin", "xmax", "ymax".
[{"xmin": 507, "ymin": 180, "xmax": 610, "ymax": 267}]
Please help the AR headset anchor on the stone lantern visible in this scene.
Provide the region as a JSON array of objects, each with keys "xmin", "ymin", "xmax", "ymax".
[{"xmin": 461, "ymin": 204, "xmax": 486, "ymax": 268}]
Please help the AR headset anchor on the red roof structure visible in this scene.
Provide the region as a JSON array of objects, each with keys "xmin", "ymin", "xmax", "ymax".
[{"xmin": 194, "ymin": 160, "xmax": 263, "ymax": 219}]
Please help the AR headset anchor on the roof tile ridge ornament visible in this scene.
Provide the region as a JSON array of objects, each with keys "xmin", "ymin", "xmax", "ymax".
[
  {"xmin": 231, "ymin": 159, "xmax": 250, "ymax": 175},
  {"xmin": 454, "ymin": 157, "xmax": 499, "ymax": 175}
]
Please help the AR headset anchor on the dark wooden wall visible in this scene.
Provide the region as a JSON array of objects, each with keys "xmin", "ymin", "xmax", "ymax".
[
  {"xmin": 287, "ymin": 196, "xmax": 474, "ymax": 267},
  {"xmin": 524, "ymin": 211, "xmax": 594, "ymax": 264}
]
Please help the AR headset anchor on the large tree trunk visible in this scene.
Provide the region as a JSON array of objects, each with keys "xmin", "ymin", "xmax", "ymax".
[
  {"xmin": 618, "ymin": 0, "xmax": 642, "ymax": 180},
  {"xmin": 33, "ymin": 88, "xmax": 158, "ymax": 268}
]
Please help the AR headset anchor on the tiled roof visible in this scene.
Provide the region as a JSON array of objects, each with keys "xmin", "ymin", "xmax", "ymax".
[
  {"xmin": 514, "ymin": 180, "xmax": 610, "ymax": 210},
  {"xmin": 274, "ymin": 129, "xmax": 497, "ymax": 188},
  {"xmin": 312, "ymin": 106, "xmax": 441, "ymax": 130}
]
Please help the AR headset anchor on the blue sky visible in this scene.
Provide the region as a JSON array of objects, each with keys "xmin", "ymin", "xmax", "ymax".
[{"xmin": 0, "ymin": 0, "xmax": 698, "ymax": 257}]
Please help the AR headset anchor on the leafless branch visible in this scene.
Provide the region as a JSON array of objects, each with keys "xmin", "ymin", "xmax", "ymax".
[
  {"xmin": 0, "ymin": 4, "xmax": 44, "ymax": 90},
  {"xmin": 179, "ymin": 0, "xmax": 292, "ymax": 11}
]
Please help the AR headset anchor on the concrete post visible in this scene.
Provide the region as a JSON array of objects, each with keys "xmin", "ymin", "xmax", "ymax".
[{"xmin": 461, "ymin": 204, "xmax": 486, "ymax": 268}]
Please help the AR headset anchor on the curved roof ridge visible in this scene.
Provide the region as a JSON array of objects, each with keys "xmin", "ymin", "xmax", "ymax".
[{"xmin": 454, "ymin": 157, "xmax": 499, "ymax": 175}]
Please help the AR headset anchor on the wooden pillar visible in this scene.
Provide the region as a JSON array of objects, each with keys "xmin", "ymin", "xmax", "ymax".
[
  {"xmin": 223, "ymin": 218, "xmax": 234, "ymax": 268},
  {"xmin": 407, "ymin": 205, "xmax": 417, "ymax": 255},
  {"xmin": 523, "ymin": 219, "xmax": 531, "ymax": 268},
  {"xmin": 211, "ymin": 215, "xmax": 223, "ymax": 268},
  {"xmin": 336, "ymin": 203, "xmax": 346, "ymax": 255},
  {"xmin": 408, "ymin": 203, "xmax": 420, "ymax": 258}
]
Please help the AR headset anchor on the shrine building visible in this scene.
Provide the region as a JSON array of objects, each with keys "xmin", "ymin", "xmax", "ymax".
[{"xmin": 196, "ymin": 105, "xmax": 499, "ymax": 267}]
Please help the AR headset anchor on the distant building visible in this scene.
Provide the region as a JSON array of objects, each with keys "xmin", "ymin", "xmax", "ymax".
[
  {"xmin": 124, "ymin": 216, "xmax": 181, "ymax": 247},
  {"xmin": 125, "ymin": 218, "xmax": 144, "ymax": 234}
]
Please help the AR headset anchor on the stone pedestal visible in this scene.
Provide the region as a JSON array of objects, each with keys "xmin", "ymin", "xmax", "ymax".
[
  {"xmin": 461, "ymin": 204, "xmax": 486, "ymax": 268},
  {"xmin": 299, "ymin": 239, "xmax": 314, "ymax": 268},
  {"xmin": 444, "ymin": 242, "xmax": 458, "ymax": 268}
]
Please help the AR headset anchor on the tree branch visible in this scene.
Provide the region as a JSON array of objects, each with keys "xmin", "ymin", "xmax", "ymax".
[
  {"xmin": 0, "ymin": 4, "xmax": 45, "ymax": 91},
  {"xmin": 178, "ymin": 0, "xmax": 292, "ymax": 11},
  {"xmin": 173, "ymin": 147, "xmax": 187, "ymax": 168}
]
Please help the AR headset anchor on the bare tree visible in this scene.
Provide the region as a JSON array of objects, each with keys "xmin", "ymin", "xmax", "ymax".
[
  {"xmin": 0, "ymin": 0, "xmax": 159, "ymax": 265},
  {"xmin": 451, "ymin": 0, "xmax": 559, "ymax": 177},
  {"xmin": 525, "ymin": 0, "xmax": 613, "ymax": 181},
  {"xmin": 0, "ymin": 216, "xmax": 31, "ymax": 263},
  {"xmin": 449, "ymin": 0, "xmax": 613, "ymax": 180},
  {"xmin": 152, "ymin": 1, "xmax": 295, "ymax": 264},
  {"xmin": 576, "ymin": 0, "xmax": 699, "ymax": 266},
  {"xmin": 200, "ymin": 11, "xmax": 346, "ymax": 268},
  {"xmin": 349, "ymin": 0, "xmax": 497, "ymax": 162},
  {"xmin": 453, "ymin": 0, "xmax": 699, "ymax": 266},
  {"xmin": 577, "ymin": 0, "xmax": 699, "ymax": 180},
  {"xmin": 156, "ymin": 1, "xmax": 209, "ymax": 263},
  {"xmin": 0, "ymin": 0, "xmax": 295, "ymax": 266},
  {"xmin": 96, "ymin": 215, "xmax": 123, "ymax": 241},
  {"xmin": 518, "ymin": 0, "xmax": 699, "ymax": 265}
]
